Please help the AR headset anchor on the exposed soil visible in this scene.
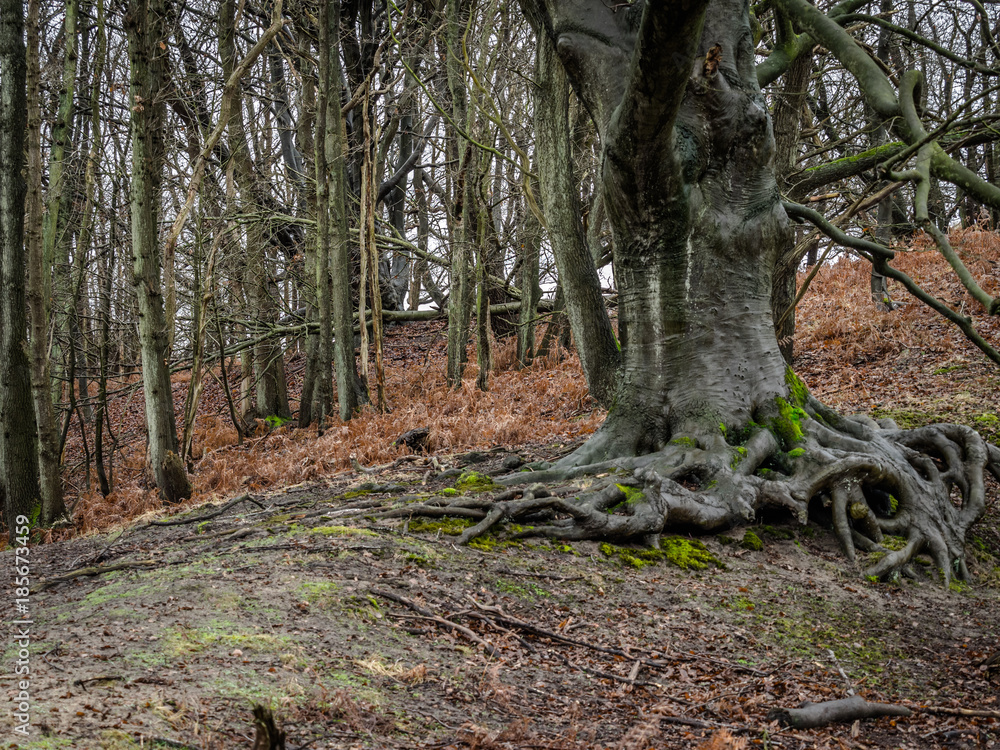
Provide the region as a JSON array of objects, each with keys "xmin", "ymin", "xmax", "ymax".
[{"xmin": 4, "ymin": 447, "xmax": 999, "ymax": 750}]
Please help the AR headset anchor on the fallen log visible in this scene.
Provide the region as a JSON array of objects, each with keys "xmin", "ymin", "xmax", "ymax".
[{"xmin": 767, "ymin": 695, "xmax": 912, "ymax": 729}]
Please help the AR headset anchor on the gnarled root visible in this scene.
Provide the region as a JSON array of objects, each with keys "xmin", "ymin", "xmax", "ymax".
[{"xmin": 396, "ymin": 402, "xmax": 994, "ymax": 587}]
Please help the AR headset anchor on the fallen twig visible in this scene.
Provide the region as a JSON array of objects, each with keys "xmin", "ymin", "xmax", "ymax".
[
  {"xmin": 556, "ymin": 653, "xmax": 666, "ymax": 689},
  {"xmin": 379, "ymin": 504, "xmax": 487, "ymax": 520},
  {"xmin": 919, "ymin": 705, "xmax": 1000, "ymax": 719},
  {"xmin": 73, "ymin": 674, "xmax": 124, "ymax": 689},
  {"xmin": 494, "ymin": 567, "xmax": 584, "ymax": 582},
  {"xmin": 371, "ymin": 589, "xmax": 499, "ymax": 656},
  {"xmin": 71, "ymin": 528, "xmax": 130, "ymax": 568}
]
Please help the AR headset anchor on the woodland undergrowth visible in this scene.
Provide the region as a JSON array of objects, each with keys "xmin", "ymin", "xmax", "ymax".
[
  {"xmin": 54, "ymin": 328, "xmax": 603, "ymax": 540},
  {"xmin": 22, "ymin": 228, "xmax": 1000, "ymax": 547}
]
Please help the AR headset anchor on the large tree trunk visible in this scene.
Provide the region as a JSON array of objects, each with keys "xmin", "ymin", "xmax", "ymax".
[
  {"xmin": 126, "ymin": 0, "xmax": 191, "ymax": 504},
  {"xmin": 456, "ymin": 0, "xmax": 997, "ymax": 587},
  {"xmin": 533, "ymin": 0, "xmax": 789, "ymax": 462}
]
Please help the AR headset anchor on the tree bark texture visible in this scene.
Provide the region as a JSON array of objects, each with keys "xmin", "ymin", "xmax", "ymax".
[
  {"xmin": 445, "ymin": 0, "xmax": 475, "ymax": 388},
  {"xmin": 535, "ymin": 33, "xmax": 620, "ymax": 406},
  {"xmin": 320, "ymin": 0, "xmax": 367, "ymax": 422},
  {"xmin": 0, "ymin": 0, "xmax": 43, "ymax": 535},
  {"xmin": 25, "ymin": 0, "xmax": 65, "ymax": 522},
  {"xmin": 220, "ymin": 0, "xmax": 290, "ymax": 423},
  {"xmin": 126, "ymin": 0, "xmax": 190, "ymax": 503}
]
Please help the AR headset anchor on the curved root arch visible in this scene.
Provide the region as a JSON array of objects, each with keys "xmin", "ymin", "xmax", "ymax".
[{"xmin": 386, "ymin": 400, "xmax": 1000, "ymax": 587}]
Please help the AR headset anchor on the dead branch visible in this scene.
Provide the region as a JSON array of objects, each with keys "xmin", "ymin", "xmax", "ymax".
[
  {"xmin": 32, "ymin": 559, "xmax": 169, "ymax": 593},
  {"xmin": 151, "ymin": 493, "xmax": 253, "ymax": 526},
  {"xmin": 556, "ymin": 653, "xmax": 665, "ymax": 689},
  {"xmin": 767, "ymin": 695, "xmax": 912, "ymax": 729},
  {"xmin": 73, "ymin": 674, "xmax": 124, "ymax": 689},
  {"xmin": 920, "ymin": 705, "xmax": 1000, "ymax": 720}
]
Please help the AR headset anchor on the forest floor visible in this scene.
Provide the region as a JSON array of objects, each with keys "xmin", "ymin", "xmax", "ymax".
[{"xmin": 5, "ymin": 232, "xmax": 1000, "ymax": 749}]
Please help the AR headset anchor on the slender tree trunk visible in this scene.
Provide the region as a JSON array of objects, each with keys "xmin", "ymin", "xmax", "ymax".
[
  {"xmin": 318, "ymin": 0, "xmax": 366, "ymax": 422},
  {"xmin": 771, "ymin": 48, "xmax": 812, "ymax": 363},
  {"xmin": 445, "ymin": 0, "xmax": 475, "ymax": 387},
  {"xmin": 95, "ymin": 242, "xmax": 114, "ymax": 497},
  {"xmin": 220, "ymin": 0, "xmax": 290, "ymax": 423},
  {"xmin": 297, "ymin": 29, "xmax": 319, "ymax": 427},
  {"xmin": 25, "ymin": 0, "xmax": 65, "ymax": 521},
  {"xmin": 125, "ymin": 0, "xmax": 190, "ymax": 503},
  {"xmin": 517, "ymin": 172, "xmax": 542, "ymax": 367},
  {"xmin": 42, "ymin": 0, "xmax": 80, "ymax": 407},
  {"xmin": 1, "ymin": 0, "xmax": 43, "ymax": 534},
  {"xmin": 475, "ymin": 161, "xmax": 492, "ymax": 391},
  {"xmin": 359, "ymin": 85, "xmax": 387, "ymax": 411},
  {"xmin": 312, "ymin": 4, "xmax": 335, "ymax": 426},
  {"xmin": 534, "ymin": 34, "xmax": 620, "ymax": 406}
]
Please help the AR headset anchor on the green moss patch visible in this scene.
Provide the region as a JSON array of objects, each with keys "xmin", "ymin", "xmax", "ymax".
[
  {"xmin": 308, "ymin": 525, "xmax": 378, "ymax": 537},
  {"xmin": 341, "ymin": 489, "xmax": 374, "ymax": 499},
  {"xmin": 454, "ymin": 470, "xmax": 498, "ymax": 492},
  {"xmin": 740, "ymin": 530, "xmax": 764, "ymax": 551},
  {"xmin": 467, "ymin": 535, "xmax": 523, "ymax": 552},
  {"xmin": 600, "ymin": 537, "xmax": 722, "ymax": 570},
  {"xmin": 772, "ymin": 397, "xmax": 807, "ymax": 446},
  {"xmin": 408, "ymin": 517, "xmax": 475, "ymax": 535},
  {"xmin": 670, "ymin": 436, "xmax": 698, "ymax": 448},
  {"xmin": 785, "ymin": 367, "xmax": 809, "ymax": 407},
  {"xmin": 615, "ymin": 483, "xmax": 646, "ymax": 505},
  {"xmin": 730, "ymin": 446, "xmax": 748, "ymax": 469},
  {"xmin": 162, "ymin": 620, "xmax": 293, "ymax": 658}
]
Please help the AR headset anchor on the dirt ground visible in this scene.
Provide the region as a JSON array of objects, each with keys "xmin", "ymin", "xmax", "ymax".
[{"xmin": 3, "ymin": 446, "xmax": 999, "ymax": 750}]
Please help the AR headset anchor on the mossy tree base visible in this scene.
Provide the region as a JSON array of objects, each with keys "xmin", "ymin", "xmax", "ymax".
[
  {"xmin": 394, "ymin": 0, "xmax": 1000, "ymax": 587},
  {"xmin": 396, "ymin": 392, "xmax": 1000, "ymax": 588}
]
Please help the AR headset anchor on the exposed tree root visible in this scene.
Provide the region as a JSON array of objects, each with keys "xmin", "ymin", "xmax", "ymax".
[{"xmin": 397, "ymin": 400, "xmax": 998, "ymax": 587}]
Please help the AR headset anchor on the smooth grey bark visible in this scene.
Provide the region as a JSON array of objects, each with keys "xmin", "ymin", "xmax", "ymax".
[
  {"xmin": 771, "ymin": 48, "xmax": 812, "ymax": 364},
  {"xmin": 434, "ymin": 0, "xmax": 997, "ymax": 588},
  {"xmin": 125, "ymin": 0, "xmax": 191, "ymax": 503},
  {"xmin": 0, "ymin": 0, "xmax": 43, "ymax": 535},
  {"xmin": 527, "ymin": 0, "xmax": 790, "ymax": 462}
]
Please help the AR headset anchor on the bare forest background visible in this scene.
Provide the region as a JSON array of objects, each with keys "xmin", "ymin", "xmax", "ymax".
[{"xmin": 3, "ymin": 0, "xmax": 1000, "ymax": 540}]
